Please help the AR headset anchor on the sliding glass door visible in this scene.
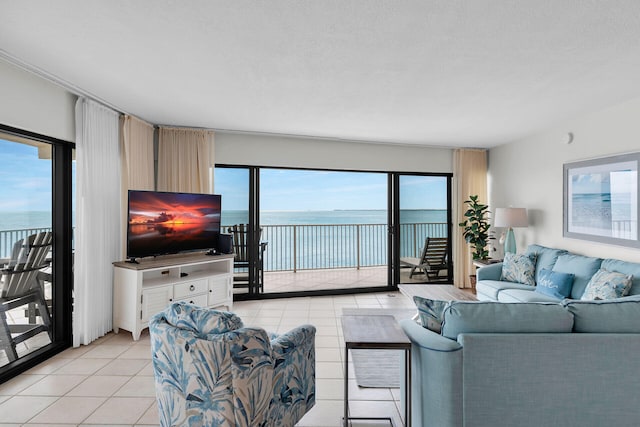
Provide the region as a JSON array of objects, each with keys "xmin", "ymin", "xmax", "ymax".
[
  {"xmin": 396, "ymin": 174, "xmax": 452, "ymax": 284},
  {"xmin": 215, "ymin": 165, "xmax": 452, "ymax": 297},
  {"xmin": 259, "ymin": 168, "xmax": 389, "ymax": 294},
  {"xmin": 0, "ymin": 127, "xmax": 74, "ymax": 381}
]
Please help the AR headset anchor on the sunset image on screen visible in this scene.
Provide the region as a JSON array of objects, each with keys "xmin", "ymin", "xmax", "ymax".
[{"xmin": 127, "ymin": 191, "xmax": 221, "ymax": 258}]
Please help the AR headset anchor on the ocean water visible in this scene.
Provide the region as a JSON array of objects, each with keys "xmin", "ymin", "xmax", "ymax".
[
  {"xmin": 1, "ymin": 209, "xmax": 449, "ymax": 269},
  {"xmin": 221, "ymin": 209, "xmax": 447, "ymax": 227},
  {"xmin": 0, "ymin": 211, "xmax": 52, "ymax": 231}
]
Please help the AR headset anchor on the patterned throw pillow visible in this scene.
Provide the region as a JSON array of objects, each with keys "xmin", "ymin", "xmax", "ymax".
[
  {"xmin": 413, "ymin": 296, "xmax": 449, "ymax": 333},
  {"xmin": 535, "ymin": 268, "xmax": 574, "ymax": 299},
  {"xmin": 581, "ymin": 269, "xmax": 633, "ymax": 300},
  {"xmin": 501, "ymin": 252, "xmax": 537, "ymax": 286}
]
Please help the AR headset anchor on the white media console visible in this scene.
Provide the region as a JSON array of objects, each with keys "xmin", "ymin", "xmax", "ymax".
[{"xmin": 113, "ymin": 253, "xmax": 234, "ymax": 340}]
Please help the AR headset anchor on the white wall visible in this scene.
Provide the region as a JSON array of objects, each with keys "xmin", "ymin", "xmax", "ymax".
[
  {"xmin": 488, "ymin": 97, "xmax": 640, "ymax": 263},
  {"xmin": 215, "ymin": 132, "xmax": 453, "ymax": 173},
  {"xmin": 0, "ymin": 59, "xmax": 76, "ymax": 142}
]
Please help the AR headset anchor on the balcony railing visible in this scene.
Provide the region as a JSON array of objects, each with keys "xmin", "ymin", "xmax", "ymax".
[
  {"xmin": 0, "ymin": 222, "xmax": 449, "ymax": 271},
  {"xmin": 261, "ymin": 222, "xmax": 448, "ymax": 272},
  {"xmin": 0, "ymin": 227, "xmax": 53, "ymax": 259}
]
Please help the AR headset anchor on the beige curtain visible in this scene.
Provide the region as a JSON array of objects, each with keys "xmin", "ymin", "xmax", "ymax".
[
  {"xmin": 453, "ymin": 148, "xmax": 488, "ymax": 289},
  {"xmin": 120, "ymin": 115, "xmax": 155, "ymax": 255},
  {"xmin": 157, "ymin": 127, "xmax": 215, "ymax": 193},
  {"xmin": 121, "ymin": 115, "xmax": 155, "ymax": 191}
]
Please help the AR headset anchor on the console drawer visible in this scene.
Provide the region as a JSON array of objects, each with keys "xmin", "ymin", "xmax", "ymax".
[
  {"xmin": 174, "ymin": 293, "xmax": 208, "ymax": 307},
  {"xmin": 174, "ymin": 279, "xmax": 208, "ymax": 299}
]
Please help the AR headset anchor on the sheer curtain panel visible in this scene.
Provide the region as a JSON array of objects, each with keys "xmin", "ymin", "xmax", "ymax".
[
  {"xmin": 157, "ymin": 127, "xmax": 214, "ymax": 193},
  {"xmin": 74, "ymin": 98, "xmax": 122, "ymax": 346},
  {"xmin": 453, "ymin": 149, "xmax": 488, "ymax": 289}
]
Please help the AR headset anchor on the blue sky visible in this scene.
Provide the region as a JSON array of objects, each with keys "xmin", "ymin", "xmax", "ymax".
[
  {"xmin": 0, "ymin": 139, "xmax": 53, "ymax": 212},
  {"xmin": 2, "ymin": 138, "xmax": 448, "ymax": 214},
  {"xmin": 215, "ymin": 168, "xmax": 448, "ymax": 211}
]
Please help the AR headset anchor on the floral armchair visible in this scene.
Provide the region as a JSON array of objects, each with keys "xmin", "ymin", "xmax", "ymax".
[{"xmin": 149, "ymin": 302, "xmax": 316, "ymax": 427}]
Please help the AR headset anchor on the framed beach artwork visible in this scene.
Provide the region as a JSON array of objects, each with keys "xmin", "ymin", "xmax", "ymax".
[{"xmin": 563, "ymin": 153, "xmax": 640, "ymax": 247}]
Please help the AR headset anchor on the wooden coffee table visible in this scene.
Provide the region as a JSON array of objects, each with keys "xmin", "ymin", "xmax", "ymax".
[{"xmin": 341, "ymin": 314, "xmax": 411, "ymax": 427}]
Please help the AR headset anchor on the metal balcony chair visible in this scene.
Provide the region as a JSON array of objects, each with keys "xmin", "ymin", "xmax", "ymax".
[{"xmin": 0, "ymin": 231, "xmax": 53, "ymax": 362}]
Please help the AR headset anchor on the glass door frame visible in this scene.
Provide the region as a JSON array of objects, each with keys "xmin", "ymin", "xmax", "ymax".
[
  {"xmin": 0, "ymin": 124, "xmax": 74, "ymax": 383},
  {"xmin": 216, "ymin": 165, "xmax": 453, "ymax": 299},
  {"xmin": 391, "ymin": 172, "xmax": 454, "ymax": 286}
]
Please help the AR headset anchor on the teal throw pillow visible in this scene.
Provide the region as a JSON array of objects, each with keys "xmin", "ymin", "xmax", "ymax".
[
  {"xmin": 581, "ymin": 268, "xmax": 633, "ymax": 300},
  {"xmin": 535, "ymin": 268, "xmax": 574, "ymax": 299},
  {"xmin": 501, "ymin": 252, "xmax": 537, "ymax": 286},
  {"xmin": 413, "ymin": 296, "xmax": 449, "ymax": 333}
]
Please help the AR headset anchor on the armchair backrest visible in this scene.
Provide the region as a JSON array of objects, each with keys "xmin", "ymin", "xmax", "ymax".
[{"xmin": 150, "ymin": 303, "xmax": 275, "ymax": 427}]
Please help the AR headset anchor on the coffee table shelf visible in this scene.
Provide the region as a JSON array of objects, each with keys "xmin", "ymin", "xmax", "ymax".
[{"xmin": 341, "ymin": 314, "xmax": 411, "ymax": 427}]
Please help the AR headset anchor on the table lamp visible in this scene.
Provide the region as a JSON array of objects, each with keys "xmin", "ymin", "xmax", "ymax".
[{"xmin": 494, "ymin": 208, "xmax": 528, "ymax": 254}]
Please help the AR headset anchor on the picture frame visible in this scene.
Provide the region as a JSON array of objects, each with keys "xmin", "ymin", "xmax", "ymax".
[{"xmin": 563, "ymin": 153, "xmax": 640, "ymax": 247}]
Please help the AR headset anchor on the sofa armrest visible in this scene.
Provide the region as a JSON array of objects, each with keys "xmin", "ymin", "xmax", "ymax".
[
  {"xmin": 476, "ymin": 262, "xmax": 503, "ymax": 281},
  {"xmin": 400, "ymin": 319, "xmax": 463, "ymax": 427},
  {"xmin": 400, "ymin": 319, "xmax": 462, "ymax": 352}
]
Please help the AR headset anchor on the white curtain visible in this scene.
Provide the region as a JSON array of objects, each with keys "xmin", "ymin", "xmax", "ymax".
[
  {"xmin": 453, "ymin": 148, "xmax": 488, "ymax": 289},
  {"xmin": 74, "ymin": 98, "xmax": 122, "ymax": 346},
  {"xmin": 157, "ymin": 127, "xmax": 215, "ymax": 193}
]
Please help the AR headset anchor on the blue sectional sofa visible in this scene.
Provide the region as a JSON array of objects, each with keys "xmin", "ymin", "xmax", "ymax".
[
  {"xmin": 476, "ymin": 244, "xmax": 640, "ymax": 302},
  {"xmin": 400, "ymin": 297, "xmax": 640, "ymax": 427}
]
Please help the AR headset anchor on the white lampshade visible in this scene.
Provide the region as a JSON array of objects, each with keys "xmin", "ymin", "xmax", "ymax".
[{"xmin": 494, "ymin": 208, "xmax": 528, "ymax": 228}]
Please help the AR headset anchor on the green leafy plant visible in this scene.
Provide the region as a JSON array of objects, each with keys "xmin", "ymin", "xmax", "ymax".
[{"xmin": 459, "ymin": 195, "xmax": 494, "ymax": 260}]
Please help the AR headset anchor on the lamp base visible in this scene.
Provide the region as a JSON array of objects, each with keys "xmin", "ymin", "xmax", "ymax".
[{"xmin": 504, "ymin": 228, "xmax": 517, "ymax": 254}]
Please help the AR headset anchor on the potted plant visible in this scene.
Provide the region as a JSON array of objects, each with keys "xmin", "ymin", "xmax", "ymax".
[{"xmin": 459, "ymin": 195, "xmax": 494, "ymax": 285}]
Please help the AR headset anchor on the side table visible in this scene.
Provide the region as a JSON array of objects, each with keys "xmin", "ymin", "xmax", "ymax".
[{"xmin": 341, "ymin": 314, "xmax": 411, "ymax": 427}]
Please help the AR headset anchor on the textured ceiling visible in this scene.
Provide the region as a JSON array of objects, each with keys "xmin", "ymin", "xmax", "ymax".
[{"xmin": 2, "ymin": 1, "xmax": 640, "ymax": 147}]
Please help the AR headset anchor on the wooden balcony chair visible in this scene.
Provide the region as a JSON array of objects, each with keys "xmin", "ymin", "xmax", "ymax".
[
  {"xmin": 400, "ymin": 236, "xmax": 449, "ymax": 280},
  {"xmin": 225, "ymin": 224, "xmax": 268, "ymax": 293},
  {"xmin": 0, "ymin": 231, "xmax": 53, "ymax": 362}
]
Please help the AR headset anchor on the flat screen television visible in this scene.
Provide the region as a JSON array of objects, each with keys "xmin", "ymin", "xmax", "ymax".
[{"xmin": 126, "ymin": 190, "xmax": 221, "ymax": 261}]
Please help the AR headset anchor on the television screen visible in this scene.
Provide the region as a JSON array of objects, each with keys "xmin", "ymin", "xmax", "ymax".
[{"xmin": 127, "ymin": 190, "xmax": 221, "ymax": 259}]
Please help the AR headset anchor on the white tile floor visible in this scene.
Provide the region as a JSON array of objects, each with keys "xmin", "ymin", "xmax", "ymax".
[{"xmin": 0, "ymin": 291, "xmax": 416, "ymax": 427}]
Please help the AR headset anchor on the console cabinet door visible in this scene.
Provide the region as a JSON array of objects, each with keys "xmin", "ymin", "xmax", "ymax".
[{"xmin": 141, "ymin": 285, "xmax": 173, "ymax": 322}]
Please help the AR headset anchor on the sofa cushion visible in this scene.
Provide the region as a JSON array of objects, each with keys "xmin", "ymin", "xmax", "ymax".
[
  {"xmin": 563, "ymin": 296, "xmax": 640, "ymax": 332},
  {"xmin": 601, "ymin": 258, "xmax": 640, "ymax": 296},
  {"xmin": 501, "ymin": 253, "xmax": 536, "ymax": 286},
  {"xmin": 475, "ymin": 280, "xmax": 534, "ymax": 301},
  {"xmin": 581, "ymin": 268, "xmax": 633, "ymax": 300},
  {"xmin": 497, "ymin": 288, "xmax": 561, "ymax": 303},
  {"xmin": 440, "ymin": 301, "xmax": 573, "ymax": 340},
  {"xmin": 525, "ymin": 244, "xmax": 569, "ymax": 284},
  {"xmin": 413, "ymin": 296, "xmax": 449, "ymax": 333},
  {"xmin": 535, "ymin": 268, "xmax": 574, "ymax": 299},
  {"xmin": 552, "ymin": 254, "xmax": 602, "ymax": 299}
]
